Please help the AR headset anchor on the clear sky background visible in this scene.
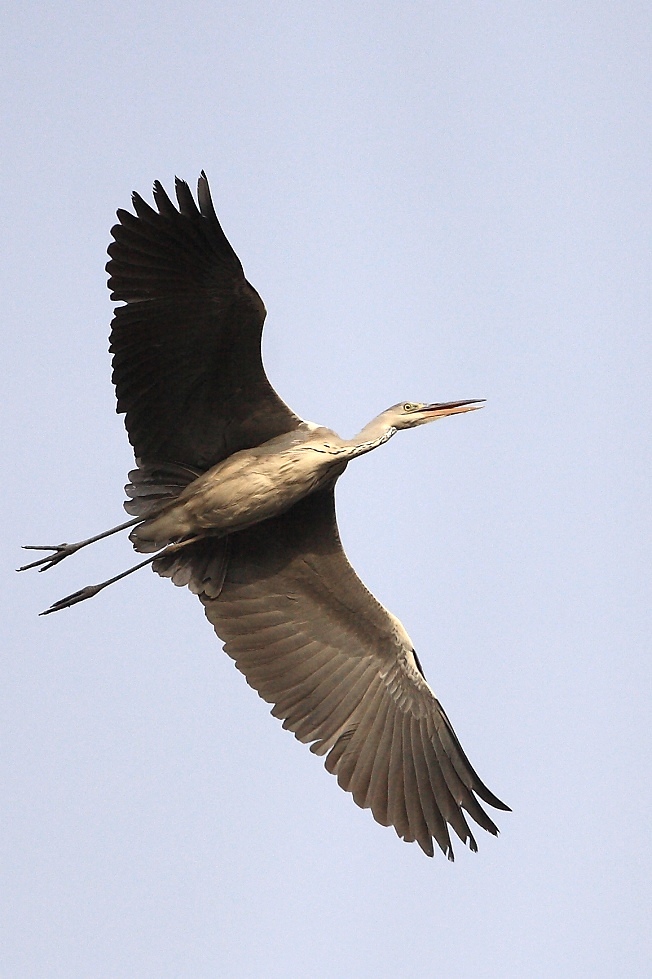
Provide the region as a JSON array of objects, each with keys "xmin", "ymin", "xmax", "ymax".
[{"xmin": 3, "ymin": 3, "xmax": 650, "ymax": 977}]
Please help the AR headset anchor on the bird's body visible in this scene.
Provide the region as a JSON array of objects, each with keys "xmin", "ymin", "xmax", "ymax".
[
  {"xmin": 130, "ymin": 422, "xmax": 348, "ymax": 551},
  {"xmin": 129, "ymin": 405, "xmax": 470, "ymax": 552},
  {"xmin": 21, "ymin": 173, "xmax": 509, "ymax": 858}
]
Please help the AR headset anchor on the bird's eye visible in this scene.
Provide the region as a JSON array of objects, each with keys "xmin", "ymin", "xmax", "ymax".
[{"xmin": 403, "ymin": 403, "xmax": 417, "ymax": 412}]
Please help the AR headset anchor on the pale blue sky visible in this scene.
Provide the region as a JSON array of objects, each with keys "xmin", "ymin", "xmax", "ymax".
[{"xmin": 3, "ymin": 3, "xmax": 651, "ymax": 977}]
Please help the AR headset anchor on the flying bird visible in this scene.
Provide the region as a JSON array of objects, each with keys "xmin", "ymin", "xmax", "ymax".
[{"xmin": 20, "ymin": 174, "xmax": 509, "ymax": 858}]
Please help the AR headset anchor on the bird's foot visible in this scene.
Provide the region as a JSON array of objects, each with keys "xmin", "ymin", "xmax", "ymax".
[
  {"xmin": 40, "ymin": 583, "xmax": 104, "ymax": 615},
  {"xmin": 17, "ymin": 542, "xmax": 82, "ymax": 573}
]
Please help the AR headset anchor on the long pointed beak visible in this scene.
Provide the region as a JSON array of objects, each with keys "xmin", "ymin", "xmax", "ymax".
[{"xmin": 423, "ymin": 399, "xmax": 485, "ymax": 418}]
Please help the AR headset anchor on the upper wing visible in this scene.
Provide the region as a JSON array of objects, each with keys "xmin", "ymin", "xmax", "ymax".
[
  {"xmin": 107, "ymin": 173, "xmax": 301, "ymax": 470},
  {"xmin": 200, "ymin": 488, "xmax": 509, "ymax": 858}
]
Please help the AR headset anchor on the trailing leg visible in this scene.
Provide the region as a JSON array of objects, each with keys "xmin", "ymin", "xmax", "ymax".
[
  {"xmin": 18, "ymin": 517, "xmax": 142, "ymax": 572},
  {"xmin": 39, "ymin": 535, "xmax": 205, "ymax": 614}
]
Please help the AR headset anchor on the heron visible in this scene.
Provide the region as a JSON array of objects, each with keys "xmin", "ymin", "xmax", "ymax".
[{"xmin": 20, "ymin": 173, "xmax": 509, "ymax": 858}]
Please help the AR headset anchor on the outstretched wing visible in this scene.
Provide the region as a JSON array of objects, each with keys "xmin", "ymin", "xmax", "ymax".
[
  {"xmin": 199, "ymin": 489, "xmax": 509, "ymax": 859},
  {"xmin": 107, "ymin": 173, "xmax": 301, "ymax": 470}
]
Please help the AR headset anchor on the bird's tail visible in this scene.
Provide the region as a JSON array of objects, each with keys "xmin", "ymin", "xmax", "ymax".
[
  {"xmin": 124, "ymin": 460, "xmax": 229, "ymax": 598},
  {"xmin": 123, "ymin": 460, "xmax": 201, "ymax": 520}
]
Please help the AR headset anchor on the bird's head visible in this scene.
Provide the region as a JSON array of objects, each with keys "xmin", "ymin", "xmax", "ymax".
[{"xmin": 383, "ymin": 399, "xmax": 485, "ymax": 431}]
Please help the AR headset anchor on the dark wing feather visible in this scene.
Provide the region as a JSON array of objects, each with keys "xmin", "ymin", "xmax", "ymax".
[
  {"xmin": 107, "ymin": 173, "xmax": 301, "ymax": 470},
  {"xmin": 199, "ymin": 489, "xmax": 509, "ymax": 859}
]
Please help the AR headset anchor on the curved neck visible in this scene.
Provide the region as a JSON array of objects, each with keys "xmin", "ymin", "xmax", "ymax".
[{"xmin": 344, "ymin": 419, "xmax": 397, "ymax": 459}]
